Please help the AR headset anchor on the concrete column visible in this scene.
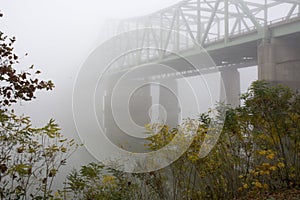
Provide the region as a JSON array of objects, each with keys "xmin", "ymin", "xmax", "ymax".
[
  {"xmin": 102, "ymin": 72, "xmax": 152, "ymax": 152},
  {"xmin": 102, "ymin": 72, "xmax": 122, "ymax": 134},
  {"xmin": 258, "ymin": 38, "xmax": 300, "ymax": 90},
  {"xmin": 158, "ymin": 79, "xmax": 181, "ymax": 128},
  {"xmin": 220, "ymin": 67, "xmax": 240, "ymax": 106}
]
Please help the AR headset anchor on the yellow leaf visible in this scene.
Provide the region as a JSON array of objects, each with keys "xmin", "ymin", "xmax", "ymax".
[{"xmin": 277, "ymin": 162, "xmax": 285, "ymax": 168}]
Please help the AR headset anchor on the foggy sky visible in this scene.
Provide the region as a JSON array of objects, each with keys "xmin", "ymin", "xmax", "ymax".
[
  {"xmin": 0, "ymin": 0, "xmax": 258, "ymax": 188},
  {"xmin": 0, "ymin": 0, "xmax": 189, "ymax": 188}
]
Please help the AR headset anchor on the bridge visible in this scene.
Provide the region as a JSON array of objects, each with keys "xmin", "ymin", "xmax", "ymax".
[{"xmin": 81, "ymin": 0, "xmax": 300, "ymax": 151}]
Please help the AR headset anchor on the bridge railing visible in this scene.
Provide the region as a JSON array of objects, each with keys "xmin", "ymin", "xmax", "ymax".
[
  {"xmin": 269, "ymin": 12, "xmax": 300, "ymax": 26},
  {"xmin": 104, "ymin": 0, "xmax": 300, "ymax": 71},
  {"xmin": 205, "ymin": 11, "xmax": 300, "ymax": 45}
]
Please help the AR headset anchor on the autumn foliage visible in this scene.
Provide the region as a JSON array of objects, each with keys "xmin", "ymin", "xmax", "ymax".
[{"xmin": 64, "ymin": 81, "xmax": 300, "ymax": 200}]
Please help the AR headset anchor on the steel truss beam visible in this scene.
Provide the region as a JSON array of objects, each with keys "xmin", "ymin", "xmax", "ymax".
[{"xmin": 105, "ymin": 0, "xmax": 300, "ymax": 71}]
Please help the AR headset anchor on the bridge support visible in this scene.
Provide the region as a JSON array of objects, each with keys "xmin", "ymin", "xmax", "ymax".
[
  {"xmin": 102, "ymin": 73, "xmax": 152, "ymax": 152},
  {"xmin": 258, "ymin": 38, "xmax": 300, "ymax": 90},
  {"xmin": 158, "ymin": 79, "xmax": 181, "ymax": 128},
  {"xmin": 220, "ymin": 67, "xmax": 240, "ymax": 106}
]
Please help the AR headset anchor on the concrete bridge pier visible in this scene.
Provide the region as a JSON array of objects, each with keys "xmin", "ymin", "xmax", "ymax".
[
  {"xmin": 101, "ymin": 73, "xmax": 152, "ymax": 152},
  {"xmin": 258, "ymin": 38, "xmax": 300, "ymax": 90},
  {"xmin": 158, "ymin": 79, "xmax": 181, "ymax": 128},
  {"xmin": 220, "ymin": 67, "xmax": 241, "ymax": 107}
]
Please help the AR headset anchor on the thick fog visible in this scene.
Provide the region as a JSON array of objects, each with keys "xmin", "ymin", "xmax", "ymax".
[
  {"xmin": 0, "ymin": 0, "xmax": 258, "ymax": 188},
  {"xmin": 0, "ymin": 0, "xmax": 183, "ymax": 151}
]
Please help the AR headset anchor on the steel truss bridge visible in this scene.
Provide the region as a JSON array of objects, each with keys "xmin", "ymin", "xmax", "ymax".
[
  {"xmin": 80, "ymin": 0, "xmax": 300, "ymax": 153},
  {"xmin": 102, "ymin": 0, "xmax": 300, "ymax": 77}
]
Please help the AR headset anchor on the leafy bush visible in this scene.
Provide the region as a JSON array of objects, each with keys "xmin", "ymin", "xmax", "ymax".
[
  {"xmin": 63, "ymin": 162, "xmax": 145, "ymax": 200},
  {"xmin": 141, "ymin": 81, "xmax": 300, "ymax": 200},
  {"xmin": 65, "ymin": 81, "xmax": 300, "ymax": 200},
  {"xmin": 0, "ymin": 112, "xmax": 77, "ymax": 199}
]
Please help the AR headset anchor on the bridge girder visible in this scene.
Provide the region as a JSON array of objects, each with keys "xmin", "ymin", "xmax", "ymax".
[{"xmin": 103, "ymin": 0, "xmax": 300, "ymax": 71}]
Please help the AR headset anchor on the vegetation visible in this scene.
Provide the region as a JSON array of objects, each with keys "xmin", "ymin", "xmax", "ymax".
[
  {"xmin": 137, "ymin": 81, "xmax": 300, "ymax": 200},
  {"xmin": 65, "ymin": 81, "xmax": 300, "ymax": 200},
  {"xmin": 62, "ymin": 162, "xmax": 146, "ymax": 199},
  {"xmin": 0, "ymin": 12, "xmax": 78, "ymax": 199},
  {"xmin": 1, "ymin": 9, "xmax": 300, "ymax": 200},
  {"xmin": 0, "ymin": 112, "xmax": 77, "ymax": 200}
]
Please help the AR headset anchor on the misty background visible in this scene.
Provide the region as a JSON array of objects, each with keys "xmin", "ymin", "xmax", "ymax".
[{"xmin": 0, "ymin": 0, "xmax": 257, "ymax": 188}]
